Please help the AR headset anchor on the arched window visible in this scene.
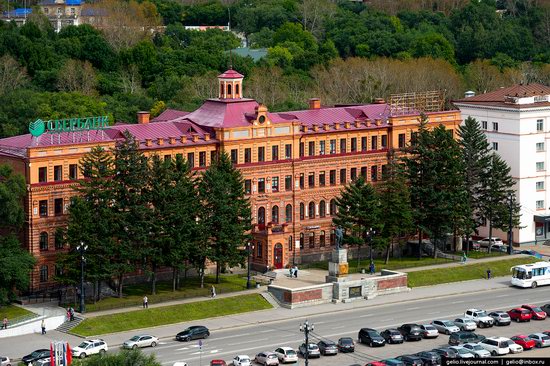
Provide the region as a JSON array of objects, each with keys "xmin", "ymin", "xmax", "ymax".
[
  {"xmin": 330, "ymin": 199, "xmax": 337, "ymax": 215},
  {"xmin": 330, "ymin": 229, "xmax": 336, "ymax": 246},
  {"xmin": 39, "ymin": 232, "xmax": 48, "ymax": 251},
  {"xmin": 54, "ymin": 230, "xmax": 63, "ymax": 250},
  {"xmin": 257, "ymin": 242, "xmax": 263, "ymax": 257},
  {"xmin": 288, "ymin": 235, "xmax": 293, "ymax": 251},
  {"xmin": 319, "ymin": 200, "xmax": 326, "ymax": 217},
  {"xmin": 227, "ymin": 84, "xmax": 232, "ymax": 95},
  {"xmin": 320, "ymin": 230, "xmax": 326, "ymax": 247},
  {"xmin": 299, "ymin": 233, "xmax": 304, "ymax": 249},
  {"xmin": 220, "ymin": 83, "xmax": 224, "ymax": 96},
  {"xmin": 309, "ymin": 232, "xmax": 315, "ymax": 248},
  {"xmin": 40, "ymin": 265, "xmax": 48, "ymax": 282},
  {"xmin": 236, "ymin": 83, "xmax": 240, "ymax": 95},
  {"xmin": 272, "ymin": 205, "xmax": 279, "ymax": 224},
  {"xmin": 285, "ymin": 204, "xmax": 292, "ymax": 223},
  {"xmin": 258, "ymin": 207, "xmax": 266, "ymax": 228},
  {"xmin": 299, "ymin": 203, "xmax": 305, "ymax": 220},
  {"xmin": 308, "ymin": 201, "xmax": 315, "ymax": 219}
]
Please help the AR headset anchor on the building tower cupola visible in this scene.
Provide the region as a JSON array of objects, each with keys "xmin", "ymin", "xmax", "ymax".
[{"xmin": 218, "ymin": 68, "xmax": 244, "ymax": 99}]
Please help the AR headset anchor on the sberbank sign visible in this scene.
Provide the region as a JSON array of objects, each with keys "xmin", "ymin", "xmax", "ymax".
[{"xmin": 29, "ymin": 116, "xmax": 109, "ymax": 137}]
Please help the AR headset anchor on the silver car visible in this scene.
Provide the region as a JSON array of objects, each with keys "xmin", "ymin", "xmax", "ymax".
[
  {"xmin": 1, "ymin": 357, "xmax": 11, "ymax": 366},
  {"xmin": 254, "ymin": 352, "xmax": 279, "ymax": 366},
  {"xmin": 454, "ymin": 318, "xmax": 477, "ymax": 331},
  {"xmin": 122, "ymin": 334, "xmax": 159, "ymax": 349},
  {"xmin": 463, "ymin": 343, "xmax": 490, "ymax": 358},
  {"xmin": 529, "ymin": 333, "xmax": 550, "ymax": 348},
  {"xmin": 32, "ymin": 358, "xmax": 50, "ymax": 366},
  {"xmin": 419, "ymin": 324, "xmax": 439, "ymax": 338},
  {"xmin": 298, "ymin": 343, "xmax": 320, "ymax": 358},
  {"xmin": 488, "ymin": 311, "xmax": 511, "ymax": 326},
  {"xmin": 449, "ymin": 346, "xmax": 475, "ymax": 358},
  {"xmin": 431, "ymin": 320, "xmax": 460, "ymax": 335}
]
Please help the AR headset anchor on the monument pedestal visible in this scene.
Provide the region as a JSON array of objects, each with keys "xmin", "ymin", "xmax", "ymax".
[{"xmin": 326, "ymin": 248, "xmax": 349, "ymax": 283}]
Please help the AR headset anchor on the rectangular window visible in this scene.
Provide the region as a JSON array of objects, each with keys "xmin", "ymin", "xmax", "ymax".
[
  {"xmin": 411, "ymin": 132, "xmax": 418, "ymax": 146},
  {"xmin": 258, "ymin": 146, "xmax": 265, "ymax": 162},
  {"xmin": 187, "ymin": 153, "xmax": 195, "ymax": 168},
  {"xmin": 210, "ymin": 150, "xmax": 217, "ymax": 164},
  {"xmin": 231, "ymin": 149, "xmax": 238, "ymax": 164},
  {"xmin": 244, "ymin": 148, "xmax": 251, "ymax": 163},
  {"xmin": 69, "ymin": 164, "xmax": 78, "ymax": 180},
  {"xmin": 285, "ymin": 175, "xmax": 292, "ymax": 191},
  {"xmin": 329, "ymin": 170, "xmax": 336, "ymax": 185},
  {"xmin": 199, "ymin": 151, "xmax": 206, "ymax": 167},
  {"xmin": 319, "ymin": 140, "xmax": 326, "ymax": 155},
  {"xmin": 481, "ymin": 120, "xmax": 488, "ymax": 130},
  {"xmin": 340, "ymin": 138, "xmax": 347, "ymax": 153},
  {"xmin": 299, "ymin": 173, "xmax": 304, "ymax": 189},
  {"xmin": 381, "ymin": 135, "xmax": 387, "ymax": 148},
  {"xmin": 361, "ymin": 166, "xmax": 367, "ymax": 178},
  {"xmin": 340, "ymin": 168, "xmax": 346, "ymax": 184},
  {"xmin": 285, "ymin": 144, "xmax": 292, "ymax": 159},
  {"xmin": 272, "ymin": 145, "xmax": 279, "ymax": 161},
  {"xmin": 164, "ymin": 154, "xmax": 172, "ymax": 162},
  {"xmin": 54, "ymin": 198, "xmax": 63, "ymax": 216},
  {"xmin": 371, "ymin": 136, "xmax": 378, "ymax": 150},
  {"xmin": 308, "ymin": 172, "xmax": 315, "ymax": 188},
  {"xmin": 319, "ymin": 171, "xmax": 326, "ymax": 186},
  {"xmin": 39, "ymin": 167, "xmax": 47, "ymax": 183},
  {"xmin": 492, "ymin": 122, "xmax": 499, "ymax": 131},
  {"xmin": 381, "ymin": 164, "xmax": 388, "ymax": 179},
  {"xmin": 537, "ymin": 142, "xmax": 545, "ymax": 152},
  {"xmin": 330, "ymin": 139, "xmax": 336, "ymax": 154},
  {"xmin": 244, "ymin": 179, "xmax": 251, "ymax": 195},
  {"xmin": 361, "ymin": 136, "xmax": 367, "ymax": 151},
  {"xmin": 350, "ymin": 168, "xmax": 357, "ymax": 181},
  {"xmin": 258, "ymin": 178, "xmax": 265, "ymax": 193},
  {"xmin": 39, "ymin": 200, "xmax": 48, "ymax": 217},
  {"xmin": 351, "ymin": 137, "xmax": 357, "ymax": 152},
  {"xmin": 537, "ymin": 200, "xmax": 545, "ymax": 209},
  {"xmin": 299, "ymin": 142, "xmax": 305, "ymax": 157},
  {"xmin": 493, "ymin": 142, "xmax": 499, "ymax": 151},
  {"xmin": 537, "ymin": 119, "xmax": 544, "ymax": 132},
  {"xmin": 537, "ymin": 162, "xmax": 545, "ymax": 171},
  {"xmin": 371, "ymin": 165, "xmax": 378, "ymax": 181},
  {"xmin": 308, "ymin": 141, "xmax": 315, "ymax": 157},
  {"xmin": 536, "ymin": 181, "xmax": 545, "ymax": 191},
  {"xmin": 398, "ymin": 133, "xmax": 406, "ymax": 148},
  {"xmin": 272, "ymin": 176, "xmax": 279, "ymax": 192},
  {"xmin": 54, "ymin": 165, "xmax": 62, "ymax": 181}
]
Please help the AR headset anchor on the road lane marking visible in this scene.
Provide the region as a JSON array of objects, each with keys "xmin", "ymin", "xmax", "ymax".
[
  {"xmin": 228, "ymin": 338, "xmax": 268, "ymax": 346},
  {"xmin": 359, "ymin": 314, "xmax": 374, "ymax": 318},
  {"xmin": 409, "ymin": 306, "xmax": 421, "ymax": 310},
  {"xmin": 427, "ymin": 311, "xmax": 440, "ymax": 314}
]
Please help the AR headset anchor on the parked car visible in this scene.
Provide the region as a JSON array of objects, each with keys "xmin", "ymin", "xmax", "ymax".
[
  {"xmin": 175, "ymin": 326, "xmax": 210, "ymax": 342},
  {"xmin": 231, "ymin": 355, "xmax": 251, "ymax": 366},
  {"xmin": 22, "ymin": 350, "xmax": 50, "ymax": 364},
  {"xmin": 431, "ymin": 348, "xmax": 458, "ymax": 359},
  {"xmin": 488, "ymin": 311, "xmax": 511, "ymax": 326},
  {"xmin": 502, "ymin": 338, "xmax": 524, "ymax": 354},
  {"xmin": 381, "ymin": 359, "xmax": 405, "ymax": 366},
  {"xmin": 431, "ymin": 320, "xmax": 460, "ymax": 335},
  {"xmin": 510, "ymin": 335, "xmax": 536, "ymax": 350},
  {"xmin": 398, "ymin": 324, "xmax": 423, "ymax": 341},
  {"xmin": 0, "ymin": 357, "xmax": 10, "ymax": 366},
  {"xmin": 337, "ymin": 337, "xmax": 355, "ymax": 352},
  {"xmin": 122, "ymin": 334, "xmax": 158, "ymax": 349},
  {"xmin": 173, "ymin": 362, "xmax": 188, "ymax": 366},
  {"xmin": 395, "ymin": 355, "xmax": 423, "ymax": 366},
  {"xmin": 317, "ymin": 340, "xmax": 338, "ymax": 355},
  {"xmin": 448, "ymin": 346, "xmax": 475, "ymax": 359},
  {"xmin": 449, "ymin": 331, "xmax": 486, "ymax": 346},
  {"xmin": 453, "ymin": 318, "xmax": 476, "ymax": 331},
  {"xmin": 414, "ymin": 351, "xmax": 441, "ymax": 365},
  {"xmin": 358, "ymin": 328, "xmax": 386, "ymax": 347},
  {"xmin": 209, "ymin": 360, "xmax": 227, "ymax": 366},
  {"xmin": 366, "ymin": 362, "xmax": 386, "ymax": 366},
  {"xmin": 508, "ymin": 308, "xmax": 532, "ymax": 322},
  {"xmin": 33, "ymin": 358, "xmax": 52, "ymax": 366},
  {"xmin": 298, "ymin": 343, "xmax": 320, "ymax": 358},
  {"xmin": 464, "ymin": 309, "xmax": 494, "ymax": 328},
  {"xmin": 274, "ymin": 347, "xmax": 298, "ymax": 363},
  {"xmin": 72, "ymin": 340, "xmax": 108, "ymax": 359},
  {"xmin": 419, "ymin": 324, "xmax": 439, "ymax": 339},
  {"xmin": 462, "ymin": 343, "xmax": 491, "ymax": 358},
  {"xmin": 541, "ymin": 304, "xmax": 550, "ymax": 316},
  {"xmin": 529, "ymin": 333, "xmax": 550, "ymax": 348},
  {"xmin": 522, "ymin": 304, "xmax": 547, "ymax": 320},
  {"xmin": 381, "ymin": 328, "xmax": 404, "ymax": 343},
  {"xmin": 477, "ymin": 237, "xmax": 504, "ymax": 249},
  {"xmin": 478, "ymin": 337, "xmax": 510, "ymax": 356},
  {"xmin": 254, "ymin": 352, "xmax": 279, "ymax": 366}
]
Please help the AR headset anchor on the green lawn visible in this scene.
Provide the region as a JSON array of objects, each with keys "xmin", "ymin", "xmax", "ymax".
[
  {"xmin": 407, "ymin": 257, "xmax": 537, "ymax": 287},
  {"xmin": 0, "ymin": 305, "xmax": 33, "ymax": 322},
  {"xmin": 71, "ymin": 294, "xmax": 272, "ymax": 336},
  {"xmin": 458, "ymin": 251, "xmax": 506, "ymax": 259},
  {"xmin": 303, "ymin": 256, "xmax": 454, "ymax": 273}
]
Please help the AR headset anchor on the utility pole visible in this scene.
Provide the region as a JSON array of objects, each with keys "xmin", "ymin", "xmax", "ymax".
[
  {"xmin": 508, "ymin": 192, "xmax": 513, "ymax": 255},
  {"xmin": 300, "ymin": 320, "xmax": 314, "ymax": 366},
  {"xmin": 76, "ymin": 242, "xmax": 88, "ymax": 313},
  {"xmin": 246, "ymin": 242, "xmax": 254, "ymax": 289}
]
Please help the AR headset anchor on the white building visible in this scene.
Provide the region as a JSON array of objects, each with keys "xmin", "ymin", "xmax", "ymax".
[{"xmin": 455, "ymin": 83, "xmax": 550, "ymax": 245}]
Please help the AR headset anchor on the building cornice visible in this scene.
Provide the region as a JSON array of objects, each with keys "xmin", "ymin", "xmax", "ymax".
[{"xmin": 454, "ymin": 102, "xmax": 550, "ymax": 113}]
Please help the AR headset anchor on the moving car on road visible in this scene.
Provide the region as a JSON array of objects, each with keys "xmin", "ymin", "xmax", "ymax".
[
  {"xmin": 337, "ymin": 337, "xmax": 355, "ymax": 352},
  {"xmin": 522, "ymin": 304, "xmax": 547, "ymax": 320},
  {"xmin": 358, "ymin": 328, "xmax": 386, "ymax": 347},
  {"xmin": 175, "ymin": 326, "xmax": 210, "ymax": 342},
  {"xmin": 462, "ymin": 343, "xmax": 491, "ymax": 358},
  {"xmin": 254, "ymin": 352, "xmax": 279, "ymax": 366},
  {"xmin": 488, "ymin": 311, "xmax": 511, "ymax": 326},
  {"xmin": 478, "ymin": 337, "xmax": 511, "ymax": 356},
  {"xmin": 397, "ymin": 324, "xmax": 423, "ymax": 341},
  {"xmin": 454, "ymin": 318, "xmax": 476, "ymax": 331},
  {"xmin": 122, "ymin": 334, "xmax": 158, "ymax": 349},
  {"xmin": 508, "ymin": 308, "xmax": 532, "ymax": 322},
  {"xmin": 274, "ymin": 347, "xmax": 299, "ymax": 363},
  {"xmin": 464, "ymin": 309, "xmax": 494, "ymax": 328},
  {"xmin": 431, "ymin": 320, "xmax": 460, "ymax": 334},
  {"xmin": 419, "ymin": 325, "xmax": 439, "ymax": 339},
  {"xmin": 529, "ymin": 333, "xmax": 550, "ymax": 348},
  {"xmin": 448, "ymin": 346, "xmax": 475, "ymax": 358},
  {"xmin": 298, "ymin": 343, "xmax": 320, "ymax": 358},
  {"xmin": 317, "ymin": 340, "xmax": 338, "ymax": 355},
  {"xmin": 510, "ymin": 335, "xmax": 536, "ymax": 350},
  {"xmin": 22, "ymin": 350, "xmax": 50, "ymax": 364},
  {"xmin": 381, "ymin": 328, "xmax": 404, "ymax": 343},
  {"xmin": 232, "ymin": 355, "xmax": 251, "ymax": 366},
  {"xmin": 72, "ymin": 339, "xmax": 108, "ymax": 359}
]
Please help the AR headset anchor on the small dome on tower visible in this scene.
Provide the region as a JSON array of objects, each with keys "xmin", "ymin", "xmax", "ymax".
[{"xmin": 218, "ymin": 68, "xmax": 244, "ymax": 99}]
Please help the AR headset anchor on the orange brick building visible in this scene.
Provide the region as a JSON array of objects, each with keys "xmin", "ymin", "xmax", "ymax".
[{"xmin": 0, "ymin": 70, "xmax": 461, "ymax": 292}]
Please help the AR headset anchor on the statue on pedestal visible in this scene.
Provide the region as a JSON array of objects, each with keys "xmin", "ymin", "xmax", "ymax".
[{"xmin": 335, "ymin": 226, "xmax": 344, "ymax": 250}]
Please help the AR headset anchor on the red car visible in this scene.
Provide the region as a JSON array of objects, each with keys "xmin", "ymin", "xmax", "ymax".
[
  {"xmin": 210, "ymin": 361, "xmax": 227, "ymax": 366},
  {"xmin": 366, "ymin": 362, "xmax": 386, "ymax": 366},
  {"xmin": 522, "ymin": 304, "xmax": 547, "ymax": 320},
  {"xmin": 511, "ymin": 335, "xmax": 536, "ymax": 350},
  {"xmin": 508, "ymin": 308, "xmax": 532, "ymax": 322}
]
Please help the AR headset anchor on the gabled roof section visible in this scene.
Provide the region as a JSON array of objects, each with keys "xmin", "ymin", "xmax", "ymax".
[
  {"xmin": 269, "ymin": 104, "xmax": 389, "ymax": 127},
  {"xmin": 183, "ymin": 98, "xmax": 259, "ymax": 128},
  {"xmin": 151, "ymin": 109, "xmax": 189, "ymax": 123},
  {"xmin": 455, "ymin": 83, "xmax": 550, "ymax": 109}
]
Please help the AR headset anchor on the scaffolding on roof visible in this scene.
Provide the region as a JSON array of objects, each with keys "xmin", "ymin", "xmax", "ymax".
[{"xmin": 388, "ymin": 90, "xmax": 445, "ymax": 116}]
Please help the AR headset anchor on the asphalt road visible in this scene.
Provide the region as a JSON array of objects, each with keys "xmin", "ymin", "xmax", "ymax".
[{"xmin": 137, "ymin": 286, "xmax": 550, "ymax": 366}]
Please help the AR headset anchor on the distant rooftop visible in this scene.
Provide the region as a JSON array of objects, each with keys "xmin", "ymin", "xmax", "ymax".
[{"xmin": 455, "ymin": 83, "xmax": 550, "ymax": 109}]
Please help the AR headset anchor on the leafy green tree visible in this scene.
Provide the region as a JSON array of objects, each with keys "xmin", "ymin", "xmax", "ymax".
[{"xmin": 198, "ymin": 152, "xmax": 251, "ymax": 284}]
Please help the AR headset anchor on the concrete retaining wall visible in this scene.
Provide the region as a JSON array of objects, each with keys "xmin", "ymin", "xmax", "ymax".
[
  {"xmin": 0, "ymin": 315, "xmax": 65, "ymax": 338},
  {"xmin": 268, "ymin": 283, "xmax": 333, "ymax": 309}
]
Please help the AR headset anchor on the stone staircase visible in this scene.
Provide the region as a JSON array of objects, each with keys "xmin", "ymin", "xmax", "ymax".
[{"xmin": 56, "ymin": 315, "xmax": 84, "ymax": 334}]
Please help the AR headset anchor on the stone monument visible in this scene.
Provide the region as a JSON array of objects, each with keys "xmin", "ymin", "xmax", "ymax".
[{"xmin": 326, "ymin": 226, "xmax": 349, "ymax": 283}]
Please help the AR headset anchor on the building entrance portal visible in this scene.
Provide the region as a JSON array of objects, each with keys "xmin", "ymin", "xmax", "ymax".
[{"xmin": 274, "ymin": 243, "xmax": 283, "ymax": 269}]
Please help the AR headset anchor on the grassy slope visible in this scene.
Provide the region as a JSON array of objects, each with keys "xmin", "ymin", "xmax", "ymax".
[{"xmin": 0, "ymin": 305, "xmax": 33, "ymax": 321}]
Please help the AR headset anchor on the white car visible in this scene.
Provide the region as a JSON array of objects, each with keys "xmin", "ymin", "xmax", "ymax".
[
  {"xmin": 33, "ymin": 359, "xmax": 50, "ymax": 366},
  {"xmin": 232, "ymin": 355, "xmax": 251, "ymax": 366},
  {"xmin": 122, "ymin": 334, "xmax": 159, "ymax": 349},
  {"xmin": 274, "ymin": 347, "xmax": 298, "ymax": 364},
  {"xmin": 254, "ymin": 351, "xmax": 279, "ymax": 366},
  {"xmin": 454, "ymin": 318, "xmax": 477, "ymax": 331},
  {"xmin": 419, "ymin": 324, "xmax": 439, "ymax": 338},
  {"xmin": 477, "ymin": 237, "xmax": 504, "ymax": 249},
  {"xmin": 502, "ymin": 338, "xmax": 523, "ymax": 354},
  {"xmin": 172, "ymin": 363, "xmax": 188, "ymax": 366},
  {"xmin": 431, "ymin": 320, "xmax": 460, "ymax": 334},
  {"xmin": 1, "ymin": 357, "xmax": 11, "ymax": 366},
  {"xmin": 72, "ymin": 339, "xmax": 108, "ymax": 359},
  {"xmin": 449, "ymin": 346, "xmax": 475, "ymax": 358},
  {"xmin": 464, "ymin": 309, "xmax": 494, "ymax": 328},
  {"xmin": 463, "ymin": 343, "xmax": 490, "ymax": 358},
  {"xmin": 478, "ymin": 337, "xmax": 510, "ymax": 356}
]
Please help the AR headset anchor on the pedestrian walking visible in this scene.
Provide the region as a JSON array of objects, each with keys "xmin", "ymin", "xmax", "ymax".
[
  {"xmin": 289, "ymin": 266, "xmax": 294, "ymax": 278},
  {"xmin": 369, "ymin": 261, "xmax": 375, "ymax": 275},
  {"xmin": 143, "ymin": 295, "xmax": 148, "ymax": 309},
  {"xmin": 462, "ymin": 252, "xmax": 467, "ymax": 264},
  {"xmin": 66, "ymin": 308, "xmax": 71, "ymax": 321},
  {"xmin": 2, "ymin": 317, "xmax": 7, "ymax": 329},
  {"xmin": 69, "ymin": 307, "xmax": 75, "ymax": 321},
  {"xmin": 211, "ymin": 285, "xmax": 216, "ymax": 298},
  {"xmin": 294, "ymin": 266, "xmax": 298, "ymax": 278},
  {"xmin": 486, "ymin": 268, "xmax": 492, "ymax": 280},
  {"xmin": 41, "ymin": 319, "xmax": 46, "ymax": 335}
]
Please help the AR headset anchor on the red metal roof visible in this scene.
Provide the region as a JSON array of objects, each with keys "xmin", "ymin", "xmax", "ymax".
[
  {"xmin": 217, "ymin": 69, "xmax": 244, "ymax": 79},
  {"xmin": 183, "ymin": 98, "xmax": 259, "ymax": 128},
  {"xmin": 151, "ymin": 109, "xmax": 189, "ymax": 122},
  {"xmin": 454, "ymin": 83, "xmax": 550, "ymax": 108}
]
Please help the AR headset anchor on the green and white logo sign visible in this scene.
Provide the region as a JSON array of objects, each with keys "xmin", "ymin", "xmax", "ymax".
[{"xmin": 29, "ymin": 116, "xmax": 109, "ymax": 137}]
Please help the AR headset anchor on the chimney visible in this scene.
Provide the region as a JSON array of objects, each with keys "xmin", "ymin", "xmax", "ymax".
[
  {"xmin": 354, "ymin": 120, "xmax": 361, "ymax": 128},
  {"xmin": 374, "ymin": 98, "xmax": 385, "ymax": 104},
  {"xmin": 145, "ymin": 138, "xmax": 152, "ymax": 147},
  {"xmin": 192, "ymin": 133, "xmax": 199, "ymax": 142},
  {"xmin": 137, "ymin": 111, "xmax": 150, "ymax": 124},
  {"xmin": 169, "ymin": 136, "xmax": 176, "ymax": 145},
  {"xmin": 204, "ymin": 133, "xmax": 211, "ymax": 141},
  {"xmin": 334, "ymin": 122, "xmax": 340, "ymax": 130},
  {"xmin": 344, "ymin": 121, "xmax": 351, "ymax": 129},
  {"xmin": 464, "ymin": 90, "xmax": 476, "ymax": 98},
  {"xmin": 323, "ymin": 123, "xmax": 330, "ymax": 131},
  {"xmin": 157, "ymin": 137, "xmax": 164, "ymax": 146},
  {"xmin": 312, "ymin": 124, "xmax": 319, "ymax": 132},
  {"xmin": 308, "ymin": 98, "xmax": 321, "ymax": 110},
  {"xmin": 180, "ymin": 135, "xmax": 187, "ymax": 144}
]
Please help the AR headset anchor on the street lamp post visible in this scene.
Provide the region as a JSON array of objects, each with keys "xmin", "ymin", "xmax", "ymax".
[
  {"xmin": 367, "ymin": 228, "xmax": 377, "ymax": 264},
  {"xmin": 76, "ymin": 242, "xmax": 88, "ymax": 314},
  {"xmin": 246, "ymin": 242, "xmax": 255, "ymax": 289},
  {"xmin": 300, "ymin": 320, "xmax": 314, "ymax": 366},
  {"xmin": 508, "ymin": 192, "xmax": 514, "ymax": 255}
]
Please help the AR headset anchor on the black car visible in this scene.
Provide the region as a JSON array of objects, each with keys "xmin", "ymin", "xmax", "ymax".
[
  {"xmin": 448, "ymin": 331, "xmax": 485, "ymax": 346},
  {"xmin": 415, "ymin": 351, "xmax": 441, "ymax": 366},
  {"xmin": 175, "ymin": 325, "xmax": 210, "ymax": 341},
  {"xmin": 317, "ymin": 340, "xmax": 338, "ymax": 355},
  {"xmin": 22, "ymin": 349, "xmax": 50, "ymax": 364},
  {"xmin": 358, "ymin": 328, "xmax": 386, "ymax": 347},
  {"xmin": 396, "ymin": 355, "xmax": 424, "ymax": 366},
  {"xmin": 337, "ymin": 337, "xmax": 355, "ymax": 352},
  {"xmin": 381, "ymin": 328, "xmax": 404, "ymax": 344},
  {"xmin": 431, "ymin": 348, "xmax": 458, "ymax": 359},
  {"xmin": 398, "ymin": 324, "xmax": 423, "ymax": 341},
  {"xmin": 541, "ymin": 304, "xmax": 550, "ymax": 316}
]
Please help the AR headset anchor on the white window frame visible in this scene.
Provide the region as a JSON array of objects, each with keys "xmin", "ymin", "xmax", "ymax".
[
  {"xmin": 536, "ymin": 200, "xmax": 545, "ymax": 210},
  {"xmin": 481, "ymin": 121, "xmax": 488, "ymax": 130},
  {"xmin": 537, "ymin": 162, "xmax": 545, "ymax": 172},
  {"xmin": 537, "ymin": 142, "xmax": 545, "ymax": 152},
  {"xmin": 537, "ymin": 119, "xmax": 544, "ymax": 132},
  {"xmin": 492, "ymin": 122, "xmax": 499, "ymax": 131},
  {"xmin": 536, "ymin": 181, "xmax": 545, "ymax": 191},
  {"xmin": 492, "ymin": 142, "xmax": 498, "ymax": 151}
]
